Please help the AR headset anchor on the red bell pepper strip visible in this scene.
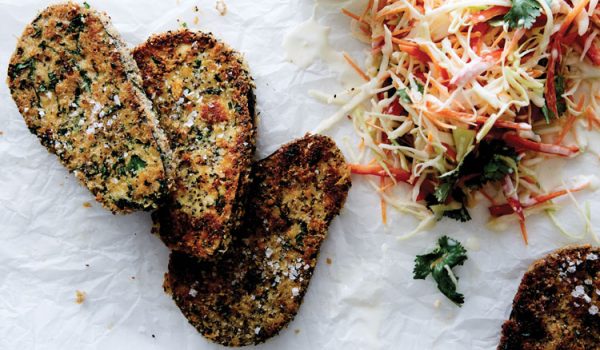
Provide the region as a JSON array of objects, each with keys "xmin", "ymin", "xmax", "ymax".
[
  {"xmin": 349, "ymin": 164, "xmax": 412, "ymax": 183},
  {"xmin": 489, "ymin": 183, "xmax": 589, "ymax": 217},
  {"xmin": 578, "ymin": 33, "xmax": 600, "ymax": 66},
  {"xmin": 503, "ymin": 133, "xmax": 579, "ymax": 157}
]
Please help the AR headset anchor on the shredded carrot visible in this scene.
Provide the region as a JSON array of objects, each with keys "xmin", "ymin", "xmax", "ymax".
[
  {"xmin": 362, "ymin": 0, "xmax": 374, "ymax": 19},
  {"xmin": 555, "ymin": 97, "xmax": 584, "ymax": 144},
  {"xmin": 423, "ymin": 111, "xmax": 458, "ymax": 129},
  {"xmin": 392, "ymin": 26, "xmax": 412, "ymax": 38},
  {"xmin": 343, "ymin": 52, "xmax": 370, "ymax": 82},
  {"xmin": 555, "ymin": 114, "xmax": 577, "ymax": 145},
  {"xmin": 469, "ymin": 5, "xmax": 510, "ymax": 24},
  {"xmin": 519, "ymin": 220, "xmax": 529, "ymax": 245},
  {"xmin": 586, "ymin": 106, "xmax": 599, "ymax": 131},
  {"xmin": 380, "ymin": 176, "xmax": 388, "ymax": 225},
  {"xmin": 341, "ymin": 8, "xmax": 367, "ymax": 23},
  {"xmin": 377, "ymin": 6, "xmax": 405, "ymax": 19},
  {"xmin": 392, "ymin": 38, "xmax": 431, "ymax": 63},
  {"xmin": 559, "ymin": 0, "xmax": 591, "ymax": 36}
]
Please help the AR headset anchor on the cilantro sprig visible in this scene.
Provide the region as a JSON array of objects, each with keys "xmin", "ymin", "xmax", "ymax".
[
  {"xmin": 414, "ymin": 236, "xmax": 468, "ymax": 306},
  {"xmin": 504, "ymin": 0, "xmax": 544, "ymax": 29},
  {"xmin": 426, "ymin": 139, "xmax": 519, "ymax": 223}
]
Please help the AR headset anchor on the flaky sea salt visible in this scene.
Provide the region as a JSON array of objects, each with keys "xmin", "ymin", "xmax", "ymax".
[
  {"xmin": 265, "ymin": 248, "xmax": 273, "ymax": 258},
  {"xmin": 188, "ymin": 288, "xmax": 198, "ymax": 297},
  {"xmin": 572, "ymin": 285, "xmax": 586, "ymax": 298},
  {"xmin": 589, "ymin": 305, "xmax": 599, "ymax": 315},
  {"xmin": 291, "ymin": 287, "xmax": 299, "ymax": 297}
]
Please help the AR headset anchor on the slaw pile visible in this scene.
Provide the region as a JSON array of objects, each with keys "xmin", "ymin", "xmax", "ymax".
[{"xmin": 317, "ymin": 0, "xmax": 600, "ymax": 243}]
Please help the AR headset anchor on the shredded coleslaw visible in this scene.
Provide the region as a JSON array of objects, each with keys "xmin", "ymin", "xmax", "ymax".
[{"xmin": 318, "ymin": 0, "xmax": 600, "ymax": 243}]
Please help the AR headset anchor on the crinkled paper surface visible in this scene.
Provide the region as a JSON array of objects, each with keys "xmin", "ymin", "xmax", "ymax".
[{"xmin": 1, "ymin": 0, "xmax": 599, "ymax": 349}]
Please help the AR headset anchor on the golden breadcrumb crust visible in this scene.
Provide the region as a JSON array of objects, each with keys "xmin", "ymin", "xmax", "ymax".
[
  {"xmin": 499, "ymin": 245, "xmax": 600, "ymax": 350},
  {"xmin": 7, "ymin": 2, "xmax": 168, "ymax": 213},
  {"xmin": 133, "ymin": 30, "xmax": 255, "ymax": 258},
  {"xmin": 164, "ymin": 135, "xmax": 351, "ymax": 346}
]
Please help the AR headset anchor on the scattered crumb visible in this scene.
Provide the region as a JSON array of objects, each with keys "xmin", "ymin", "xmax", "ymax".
[
  {"xmin": 85, "ymin": 264, "xmax": 89, "ymax": 267},
  {"xmin": 326, "ymin": 257, "xmax": 332, "ymax": 265},
  {"xmin": 0, "ymin": 130, "xmax": 4, "ymax": 136},
  {"xmin": 193, "ymin": 16, "xmax": 199, "ymax": 25},
  {"xmin": 75, "ymin": 290, "xmax": 86, "ymax": 304},
  {"xmin": 216, "ymin": 0, "xmax": 227, "ymax": 15},
  {"xmin": 83, "ymin": 202, "xmax": 92, "ymax": 208},
  {"xmin": 194, "ymin": 5, "xmax": 199, "ymax": 12},
  {"xmin": 152, "ymin": 334, "xmax": 156, "ymax": 338},
  {"xmin": 294, "ymin": 329, "xmax": 301, "ymax": 335},
  {"xmin": 131, "ymin": 276, "xmax": 136, "ymax": 280},
  {"xmin": 433, "ymin": 299, "xmax": 442, "ymax": 308}
]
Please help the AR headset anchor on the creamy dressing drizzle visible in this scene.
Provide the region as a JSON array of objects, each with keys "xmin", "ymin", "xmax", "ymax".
[{"xmin": 282, "ymin": 6, "xmax": 363, "ymax": 88}]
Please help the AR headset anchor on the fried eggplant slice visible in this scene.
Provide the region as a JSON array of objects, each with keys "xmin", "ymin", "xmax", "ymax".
[
  {"xmin": 498, "ymin": 245, "xmax": 600, "ymax": 350},
  {"xmin": 7, "ymin": 2, "xmax": 169, "ymax": 213},
  {"xmin": 133, "ymin": 30, "xmax": 255, "ymax": 258},
  {"xmin": 164, "ymin": 135, "xmax": 351, "ymax": 346}
]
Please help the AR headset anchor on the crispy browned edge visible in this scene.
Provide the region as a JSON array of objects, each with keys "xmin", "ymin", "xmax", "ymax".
[
  {"xmin": 498, "ymin": 245, "xmax": 600, "ymax": 350},
  {"xmin": 132, "ymin": 29, "xmax": 256, "ymax": 258},
  {"xmin": 163, "ymin": 134, "xmax": 352, "ymax": 346}
]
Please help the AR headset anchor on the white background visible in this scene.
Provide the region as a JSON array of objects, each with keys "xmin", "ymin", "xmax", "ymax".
[{"xmin": 1, "ymin": 0, "xmax": 599, "ymax": 349}]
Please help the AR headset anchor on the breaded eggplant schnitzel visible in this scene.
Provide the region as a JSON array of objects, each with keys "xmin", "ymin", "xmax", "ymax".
[
  {"xmin": 499, "ymin": 245, "xmax": 600, "ymax": 350},
  {"xmin": 133, "ymin": 30, "xmax": 255, "ymax": 258},
  {"xmin": 7, "ymin": 2, "xmax": 169, "ymax": 213},
  {"xmin": 164, "ymin": 135, "xmax": 351, "ymax": 346}
]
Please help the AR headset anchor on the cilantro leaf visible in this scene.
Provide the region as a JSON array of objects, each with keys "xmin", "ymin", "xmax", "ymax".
[
  {"xmin": 413, "ymin": 236, "xmax": 468, "ymax": 306},
  {"xmin": 504, "ymin": 0, "xmax": 543, "ymax": 29},
  {"xmin": 416, "ymin": 82, "xmax": 424, "ymax": 94},
  {"xmin": 397, "ymin": 88, "xmax": 412, "ymax": 104},
  {"xmin": 555, "ymin": 75, "xmax": 567, "ymax": 116},
  {"xmin": 442, "ymin": 206, "xmax": 472, "ymax": 222},
  {"xmin": 426, "ymin": 139, "xmax": 517, "ymax": 223},
  {"xmin": 434, "ymin": 182, "xmax": 452, "ymax": 203},
  {"xmin": 461, "ymin": 139, "xmax": 518, "ymax": 188}
]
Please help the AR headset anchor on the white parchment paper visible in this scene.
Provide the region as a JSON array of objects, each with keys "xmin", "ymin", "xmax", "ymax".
[{"xmin": 1, "ymin": 1, "xmax": 599, "ymax": 349}]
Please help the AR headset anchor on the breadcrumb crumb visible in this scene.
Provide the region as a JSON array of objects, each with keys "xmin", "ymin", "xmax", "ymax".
[{"xmin": 75, "ymin": 290, "xmax": 86, "ymax": 304}]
